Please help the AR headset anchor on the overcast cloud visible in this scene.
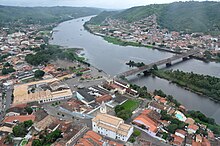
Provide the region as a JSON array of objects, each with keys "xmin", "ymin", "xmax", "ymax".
[{"xmin": 0, "ymin": 0, "xmax": 218, "ymax": 9}]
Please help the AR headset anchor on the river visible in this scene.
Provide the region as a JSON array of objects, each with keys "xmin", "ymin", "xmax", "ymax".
[{"xmin": 50, "ymin": 16, "xmax": 220, "ymax": 123}]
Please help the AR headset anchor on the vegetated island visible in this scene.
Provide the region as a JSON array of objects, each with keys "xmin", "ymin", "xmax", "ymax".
[{"xmin": 152, "ymin": 69, "xmax": 220, "ymax": 102}]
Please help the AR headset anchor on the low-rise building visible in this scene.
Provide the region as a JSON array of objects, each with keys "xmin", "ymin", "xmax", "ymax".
[
  {"xmin": 133, "ymin": 109, "xmax": 159, "ymax": 136},
  {"xmin": 187, "ymin": 124, "xmax": 199, "ymax": 134},
  {"xmin": 13, "ymin": 78, "xmax": 72, "ymax": 105}
]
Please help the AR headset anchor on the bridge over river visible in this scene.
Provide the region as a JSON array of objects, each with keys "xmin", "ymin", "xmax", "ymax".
[{"xmin": 118, "ymin": 50, "xmax": 201, "ymax": 77}]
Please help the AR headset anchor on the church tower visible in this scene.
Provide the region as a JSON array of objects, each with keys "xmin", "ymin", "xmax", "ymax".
[{"xmin": 100, "ymin": 101, "xmax": 107, "ymax": 114}]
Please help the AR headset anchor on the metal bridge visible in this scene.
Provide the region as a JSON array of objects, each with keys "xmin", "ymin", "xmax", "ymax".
[{"xmin": 118, "ymin": 50, "xmax": 200, "ymax": 77}]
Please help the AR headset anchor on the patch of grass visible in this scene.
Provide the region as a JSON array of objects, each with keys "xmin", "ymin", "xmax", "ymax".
[{"xmin": 120, "ymin": 99, "xmax": 140, "ymax": 112}]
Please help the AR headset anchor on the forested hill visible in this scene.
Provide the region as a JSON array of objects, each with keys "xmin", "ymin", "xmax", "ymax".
[
  {"xmin": 0, "ymin": 6, "xmax": 102, "ymax": 27},
  {"xmin": 89, "ymin": 1, "xmax": 220, "ymax": 35}
]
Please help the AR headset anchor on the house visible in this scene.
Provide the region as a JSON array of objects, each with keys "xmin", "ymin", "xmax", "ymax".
[
  {"xmin": 95, "ymin": 94, "xmax": 112, "ymax": 104},
  {"xmin": 133, "ymin": 109, "xmax": 159, "ymax": 136},
  {"xmin": 75, "ymin": 130, "xmax": 124, "ymax": 146},
  {"xmin": 148, "ymin": 101, "xmax": 166, "ymax": 113},
  {"xmin": 185, "ymin": 118, "xmax": 195, "ymax": 125},
  {"xmin": 3, "ymin": 115, "xmax": 35, "ymax": 124},
  {"xmin": 172, "ymin": 134, "xmax": 184, "ymax": 146},
  {"xmin": 175, "ymin": 129, "xmax": 186, "ymax": 139},
  {"xmin": 192, "ymin": 137, "xmax": 211, "ymax": 146},
  {"xmin": 92, "ymin": 106, "xmax": 133, "ymax": 142},
  {"xmin": 187, "ymin": 124, "xmax": 199, "ymax": 134},
  {"xmin": 196, "ymin": 135, "xmax": 202, "ymax": 143}
]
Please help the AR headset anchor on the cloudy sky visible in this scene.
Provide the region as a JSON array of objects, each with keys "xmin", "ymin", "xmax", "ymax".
[{"xmin": 0, "ymin": 0, "xmax": 218, "ymax": 9}]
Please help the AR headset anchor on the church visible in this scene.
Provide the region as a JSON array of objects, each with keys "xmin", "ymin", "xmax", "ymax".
[{"xmin": 92, "ymin": 102, "xmax": 133, "ymax": 142}]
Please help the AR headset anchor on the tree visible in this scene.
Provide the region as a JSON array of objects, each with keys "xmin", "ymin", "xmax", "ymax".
[
  {"xmin": 116, "ymin": 110, "xmax": 132, "ymax": 121},
  {"xmin": 4, "ymin": 62, "xmax": 12, "ymax": 67},
  {"xmin": 34, "ymin": 70, "xmax": 45, "ymax": 78},
  {"xmin": 25, "ymin": 107, "xmax": 33, "ymax": 114},
  {"xmin": 32, "ymin": 139, "xmax": 42, "ymax": 146},
  {"xmin": 4, "ymin": 134, "xmax": 12, "ymax": 144},
  {"xmin": 133, "ymin": 130, "xmax": 141, "ymax": 137},
  {"xmin": 167, "ymin": 124, "xmax": 178, "ymax": 134},
  {"xmin": 24, "ymin": 120, "xmax": 33, "ymax": 128},
  {"xmin": 13, "ymin": 123, "xmax": 26, "ymax": 137}
]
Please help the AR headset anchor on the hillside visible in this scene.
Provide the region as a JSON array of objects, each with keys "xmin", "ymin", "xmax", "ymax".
[
  {"xmin": 0, "ymin": 6, "xmax": 102, "ymax": 27},
  {"xmin": 89, "ymin": 1, "xmax": 220, "ymax": 35}
]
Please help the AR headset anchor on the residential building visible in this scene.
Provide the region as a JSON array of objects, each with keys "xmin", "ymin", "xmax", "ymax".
[
  {"xmin": 187, "ymin": 124, "xmax": 199, "ymax": 134},
  {"xmin": 133, "ymin": 109, "xmax": 159, "ymax": 136}
]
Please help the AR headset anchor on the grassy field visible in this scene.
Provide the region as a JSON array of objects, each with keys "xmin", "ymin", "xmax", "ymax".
[
  {"xmin": 120, "ymin": 99, "xmax": 140, "ymax": 112},
  {"xmin": 104, "ymin": 36, "xmax": 152, "ymax": 48}
]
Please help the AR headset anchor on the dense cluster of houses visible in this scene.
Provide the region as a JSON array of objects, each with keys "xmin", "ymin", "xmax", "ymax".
[{"xmin": 88, "ymin": 14, "xmax": 220, "ymax": 52}]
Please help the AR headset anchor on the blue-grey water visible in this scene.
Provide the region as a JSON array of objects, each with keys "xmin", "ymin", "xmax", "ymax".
[{"xmin": 50, "ymin": 16, "xmax": 220, "ymax": 123}]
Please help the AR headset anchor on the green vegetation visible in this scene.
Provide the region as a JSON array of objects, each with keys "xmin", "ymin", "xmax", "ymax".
[
  {"xmin": 20, "ymin": 139, "xmax": 28, "ymax": 146},
  {"xmin": 104, "ymin": 36, "xmax": 150, "ymax": 47},
  {"xmin": 25, "ymin": 45, "xmax": 89, "ymax": 66},
  {"xmin": 133, "ymin": 129, "xmax": 141, "ymax": 137},
  {"xmin": 0, "ymin": 6, "xmax": 101, "ymax": 29},
  {"xmin": 130, "ymin": 84, "xmax": 152, "ymax": 99},
  {"xmin": 88, "ymin": 11, "xmax": 118, "ymax": 25},
  {"xmin": 154, "ymin": 89, "xmax": 181, "ymax": 107},
  {"xmin": 129, "ymin": 129, "xmax": 141, "ymax": 143},
  {"xmin": 2, "ymin": 66, "xmax": 16, "ymax": 75},
  {"xmin": 13, "ymin": 120, "xmax": 33, "ymax": 137},
  {"xmin": 32, "ymin": 129, "xmax": 62, "ymax": 146},
  {"xmin": 115, "ymin": 99, "xmax": 140, "ymax": 120},
  {"xmin": 126, "ymin": 60, "xmax": 145, "ymax": 67},
  {"xmin": 187, "ymin": 110, "xmax": 220, "ymax": 135},
  {"xmin": 120, "ymin": 99, "xmax": 140, "ymax": 111},
  {"xmin": 25, "ymin": 107, "xmax": 33, "ymax": 115},
  {"xmin": 90, "ymin": 1, "xmax": 220, "ymax": 35},
  {"xmin": 34, "ymin": 70, "xmax": 45, "ymax": 78},
  {"xmin": 153, "ymin": 69, "xmax": 220, "ymax": 101}
]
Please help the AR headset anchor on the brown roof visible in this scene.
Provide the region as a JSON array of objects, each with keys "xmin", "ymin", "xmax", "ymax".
[
  {"xmin": 133, "ymin": 113, "xmax": 158, "ymax": 133},
  {"xmin": 95, "ymin": 94, "xmax": 112, "ymax": 103},
  {"xmin": 149, "ymin": 101, "xmax": 166, "ymax": 110},
  {"xmin": 3, "ymin": 115, "xmax": 35, "ymax": 123},
  {"xmin": 185, "ymin": 118, "xmax": 195, "ymax": 125},
  {"xmin": 172, "ymin": 135, "xmax": 184, "ymax": 146},
  {"xmin": 188, "ymin": 124, "xmax": 199, "ymax": 131},
  {"xmin": 175, "ymin": 129, "xmax": 186, "ymax": 136}
]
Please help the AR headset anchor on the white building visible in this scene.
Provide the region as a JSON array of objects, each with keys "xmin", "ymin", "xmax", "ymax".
[{"xmin": 92, "ymin": 103, "xmax": 133, "ymax": 142}]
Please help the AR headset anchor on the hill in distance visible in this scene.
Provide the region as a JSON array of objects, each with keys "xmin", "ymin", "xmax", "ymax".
[
  {"xmin": 89, "ymin": 1, "xmax": 220, "ymax": 35},
  {"xmin": 0, "ymin": 5, "xmax": 102, "ymax": 27}
]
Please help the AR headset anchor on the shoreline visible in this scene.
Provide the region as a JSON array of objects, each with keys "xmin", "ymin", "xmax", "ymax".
[
  {"xmin": 49, "ymin": 16, "xmax": 220, "ymax": 124},
  {"xmin": 152, "ymin": 71, "xmax": 220, "ymax": 103}
]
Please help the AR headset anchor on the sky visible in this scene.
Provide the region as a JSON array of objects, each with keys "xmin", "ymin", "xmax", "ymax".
[{"xmin": 0, "ymin": 0, "xmax": 219, "ymax": 9}]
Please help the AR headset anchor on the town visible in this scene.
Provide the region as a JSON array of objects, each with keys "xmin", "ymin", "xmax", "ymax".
[
  {"xmin": 86, "ymin": 14, "xmax": 220, "ymax": 62},
  {"xmin": 0, "ymin": 21, "xmax": 219, "ymax": 146}
]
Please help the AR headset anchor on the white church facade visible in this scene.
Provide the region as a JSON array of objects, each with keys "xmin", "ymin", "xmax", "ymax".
[{"xmin": 92, "ymin": 102, "xmax": 133, "ymax": 142}]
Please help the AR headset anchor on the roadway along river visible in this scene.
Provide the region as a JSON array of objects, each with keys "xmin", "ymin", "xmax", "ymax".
[{"xmin": 50, "ymin": 16, "xmax": 220, "ymax": 123}]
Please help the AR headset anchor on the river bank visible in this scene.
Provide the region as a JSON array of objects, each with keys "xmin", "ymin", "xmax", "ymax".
[
  {"xmin": 152, "ymin": 70, "xmax": 220, "ymax": 103},
  {"xmin": 50, "ymin": 16, "xmax": 220, "ymax": 123}
]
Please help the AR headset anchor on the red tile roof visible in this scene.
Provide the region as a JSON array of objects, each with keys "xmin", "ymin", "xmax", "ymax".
[
  {"xmin": 133, "ymin": 111, "xmax": 158, "ymax": 133},
  {"xmin": 188, "ymin": 124, "xmax": 199, "ymax": 131},
  {"xmin": 3, "ymin": 115, "xmax": 35, "ymax": 123}
]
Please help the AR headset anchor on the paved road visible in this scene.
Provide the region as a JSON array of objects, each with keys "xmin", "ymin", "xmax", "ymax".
[
  {"xmin": 43, "ymin": 104, "xmax": 92, "ymax": 127},
  {"xmin": 136, "ymin": 127, "xmax": 171, "ymax": 146},
  {"xmin": 0, "ymin": 86, "xmax": 13, "ymax": 121}
]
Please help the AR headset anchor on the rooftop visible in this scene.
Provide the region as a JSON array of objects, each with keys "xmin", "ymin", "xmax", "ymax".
[
  {"xmin": 3, "ymin": 114, "xmax": 35, "ymax": 123},
  {"xmin": 13, "ymin": 78, "xmax": 72, "ymax": 105}
]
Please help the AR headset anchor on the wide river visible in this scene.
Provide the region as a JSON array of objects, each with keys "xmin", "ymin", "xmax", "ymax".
[{"xmin": 50, "ymin": 16, "xmax": 220, "ymax": 123}]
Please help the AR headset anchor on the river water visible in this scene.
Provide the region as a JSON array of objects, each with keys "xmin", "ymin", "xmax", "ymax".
[{"xmin": 50, "ymin": 16, "xmax": 220, "ymax": 123}]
